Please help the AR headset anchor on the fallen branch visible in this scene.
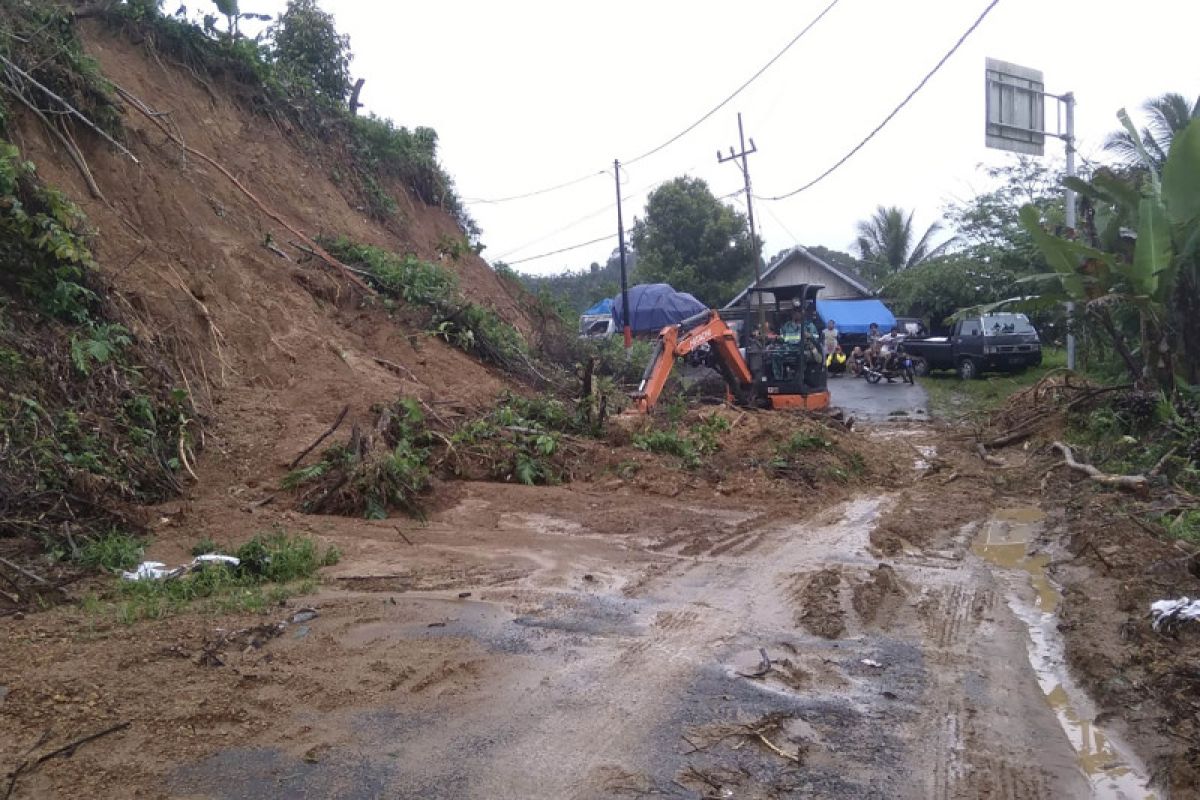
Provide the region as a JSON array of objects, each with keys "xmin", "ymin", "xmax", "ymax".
[
  {"xmin": 975, "ymin": 442, "xmax": 1006, "ymax": 468},
  {"xmin": 1052, "ymin": 441, "xmax": 1148, "ymax": 493},
  {"xmin": 985, "ymin": 426, "xmax": 1036, "ymax": 450},
  {"xmin": 0, "ymin": 557, "xmax": 50, "ymax": 586},
  {"xmin": 0, "ymin": 82, "xmax": 105, "ymax": 199},
  {"xmin": 372, "ymin": 356, "xmax": 421, "ymax": 384},
  {"xmin": 749, "ymin": 730, "xmax": 803, "ymax": 763},
  {"xmin": 288, "ymin": 405, "xmax": 349, "ymax": 470},
  {"xmin": 1149, "ymin": 447, "xmax": 1177, "ymax": 479},
  {"xmin": 110, "ymin": 83, "xmax": 370, "ymax": 293},
  {"xmin": 4, "ymin": 721, "xmax": 131, "ymax": 800},
  {"xmin": 736, "ymin": 647, "xmax": 772, "ymax": 679},
  {"xmin": 0, "ymin": 54, "xmax": 139, "ymax": 164}
]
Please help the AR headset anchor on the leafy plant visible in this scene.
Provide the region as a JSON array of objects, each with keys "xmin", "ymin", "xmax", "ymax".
[
  {"xmin": 235, "ymin": 530, "xmax": 340, "ymax": 582},
  {"xmin": 1020, "ymin": 114, "xmax": 1200, "ymax": 387},
  {"xmin": 78, "ymin": 532, "xmax": 144, "ymax": 572},
  {"xmin": 70, "ymin": 324, "xmax": 132, "ymax": 374},
  {"xmin": 633, "ymin": 429, "xmax": 701, "ymax": 469}
]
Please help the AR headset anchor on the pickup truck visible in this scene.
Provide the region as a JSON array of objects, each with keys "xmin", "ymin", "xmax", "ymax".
[{"xmin": 902, "ymin": 312, "xmax": 1042, "ymax": 379}]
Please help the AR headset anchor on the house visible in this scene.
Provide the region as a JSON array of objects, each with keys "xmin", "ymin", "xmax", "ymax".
[{"xmin": 724, "ymin": 246, "xmax": 874, "ymax": 307}]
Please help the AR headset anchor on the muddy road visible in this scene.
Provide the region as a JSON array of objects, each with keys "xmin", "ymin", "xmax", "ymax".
[
  {"xmin": 2, "ymin": 420, "xmax": 1161, "ymax": 799},
  {"xmin": 148, "ymin": 426, "xmax": 1154, "ymax": 799}
]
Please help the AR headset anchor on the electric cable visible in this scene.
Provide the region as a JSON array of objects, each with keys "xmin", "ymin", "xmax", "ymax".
[
  {"xmin": 755, "ymin": 0, "xmax": 1001, "ymax": 202},
  {"xmin": 466, "ymin": 0, "xmax": 840, "ymax": 204},
  {"xmin": 504, "ymin": 234, "xmax": 618, "ymax": 266},
  {"xmin": 621, "ymin": 0, "xmax": 840, "ymax": 167}
]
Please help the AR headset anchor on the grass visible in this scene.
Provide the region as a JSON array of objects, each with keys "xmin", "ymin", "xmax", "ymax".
[
  {"xmin": 77, "ymin": 531, "xmax": 144, "ymax": 572},
  {"xmin": 919, "ymin": 348, "xmax": 1067, "ymax": 420},
  {"xmin": 81, "ymin": 531, "xmax": 338, "ymax": 624}
]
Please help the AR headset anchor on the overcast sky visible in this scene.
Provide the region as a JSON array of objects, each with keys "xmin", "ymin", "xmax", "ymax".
[{"xmin": 256, "ymin": 0, "xmax": 1198, "ymax": 276}]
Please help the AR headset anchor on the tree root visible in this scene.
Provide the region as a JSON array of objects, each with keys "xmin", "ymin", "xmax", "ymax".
[{"xmin": 1052, "ymin": 441, "xmax": 1148, "ymax": 493}]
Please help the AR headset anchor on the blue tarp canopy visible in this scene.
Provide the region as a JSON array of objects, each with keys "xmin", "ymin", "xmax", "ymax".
[
  {"xmin": 610, "ymin": 284, "xmax": 707, "ymax": 334},
  {"xmin": 815, "ymin": 299, "xmax": 896, "ymax": 335},
  {"xmin": 582, "ymin": 298, "xmax": 613, "ymax": 316}
]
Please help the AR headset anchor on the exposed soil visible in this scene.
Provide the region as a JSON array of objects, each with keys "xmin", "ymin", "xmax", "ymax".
[
  {"xmin": 0, "ymin": 17, "xmax": 1194, "ymax": 800},
  {"xmin": 0, "ymin": 421, "xmax": 1145, "ymax": 800}
]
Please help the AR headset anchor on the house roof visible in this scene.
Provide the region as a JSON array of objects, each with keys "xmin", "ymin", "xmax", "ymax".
[{"xmin": 724, "ymin": 246, "xmax": 874, "ymax": 308}]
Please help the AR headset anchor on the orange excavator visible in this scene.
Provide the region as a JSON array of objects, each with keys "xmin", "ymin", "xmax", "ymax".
[{"xmin": 631, "ymin": 284, "xmax": 831, "ymax": 413}]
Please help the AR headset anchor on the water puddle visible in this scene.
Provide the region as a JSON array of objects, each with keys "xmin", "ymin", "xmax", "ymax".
[{"xmin": 974, "ymin": 507, "xmax": 1157, "ymax": 799}]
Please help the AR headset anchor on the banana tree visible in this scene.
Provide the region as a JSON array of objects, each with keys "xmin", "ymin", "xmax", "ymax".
[{"xmin": 1020, "ymin": 115, "xmax": 1200, "ymax": 388}]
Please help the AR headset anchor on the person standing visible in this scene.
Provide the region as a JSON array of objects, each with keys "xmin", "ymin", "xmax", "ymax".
[{"xmin": 822, "ymin": 319, "xmax": 840, "ymax": 359}]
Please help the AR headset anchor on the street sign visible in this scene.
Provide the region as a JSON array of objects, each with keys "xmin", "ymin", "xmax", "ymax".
[{"xmin": 985, "ymin": 58, "xmax": 1045, "ymax": 156}]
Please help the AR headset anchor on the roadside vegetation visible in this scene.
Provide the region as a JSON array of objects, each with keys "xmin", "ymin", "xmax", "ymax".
[
  {"xmin": 920, "ymin": 349, "xmax": 1068, "ymax": 420},
  {"xmin": 79, "ymin": 530, "xmax": 339, "ymax": 624}
]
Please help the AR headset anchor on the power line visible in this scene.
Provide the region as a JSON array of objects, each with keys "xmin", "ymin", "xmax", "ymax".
[
  {"xmin": 500, "ymin": 187, "xmax": 744, "ymax": 267},
  {"xmin": 463, "ymin": 170, "xmax": 607, "ymax": 205},
  {"xmin": 494, "ymin": 165, "xmax": 703, "ymax": 260},
  {"xmin": 466, "ymin": 0, "xmax": 840, "ymax": 205},
  {"xmin": 622, "ymin": 0, "xmax": 840, "ymax": 167},
  {"xmin": 503, "ymin": 234, "xmax": 617, "ymax": 266},
  {"xmin": 755, "ymin": 0, "xmax": 1002, "ymax": 202}
]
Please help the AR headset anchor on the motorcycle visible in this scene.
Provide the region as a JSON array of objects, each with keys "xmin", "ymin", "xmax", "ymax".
[{"xmin": 862, "ymin": 339, "xmax": 916, "ymax": 385}]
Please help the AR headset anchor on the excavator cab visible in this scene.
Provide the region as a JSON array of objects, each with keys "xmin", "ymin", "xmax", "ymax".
[
  {"xmin": 630, "ymin": 284, "xmax": 830, "ymax": 413},
  {"xmin": 736, "ymin": 284, "xmax": 829, "ymax": 409}
]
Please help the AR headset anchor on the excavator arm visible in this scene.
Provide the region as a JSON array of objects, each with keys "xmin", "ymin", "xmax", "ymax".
[{"xmin": 631, "ymin": 310, "xmax": 753, "ymax": 413}]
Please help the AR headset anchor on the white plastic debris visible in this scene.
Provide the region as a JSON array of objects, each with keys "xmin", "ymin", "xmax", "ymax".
[
  {"xmin": 194, "ymin": 554, "xmax": 241, "ymax": 568},
  {"xmin": 121, "ymin": 554, "xmax": 240, "ymax": 582},
  {"xmin": 860, "ymin": 658, "xmax": 883, "ymax": 668},
  {"xmin": 1151, "ymin": 597, "xmax": 1200, "ymax": 630}
]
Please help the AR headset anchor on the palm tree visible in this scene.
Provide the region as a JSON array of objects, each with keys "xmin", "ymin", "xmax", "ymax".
[
  {"xmin": 853, "ymin": 206, "xmax": 953, "ymax": 278},
  {"xmin": 1104, "ymin": 92, "xmax": 1200, "ymax": 171}
]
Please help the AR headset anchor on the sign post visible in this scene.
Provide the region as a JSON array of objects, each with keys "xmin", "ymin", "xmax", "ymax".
[{"xmin": 984, "ymin": 58, "xmax": 1076, "ymax": 370}]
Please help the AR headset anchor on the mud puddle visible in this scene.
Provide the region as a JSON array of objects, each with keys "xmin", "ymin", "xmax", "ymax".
[{"xmin": 974, "ymin": 507, "xmax": 1156, "ymax": 799}]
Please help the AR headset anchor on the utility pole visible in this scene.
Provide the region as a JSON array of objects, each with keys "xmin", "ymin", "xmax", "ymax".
[
  {"xmin": 614, "ymin": 159, "xmax": 632, "ymax": 349},
  {"xmin": 718, "ymin": 113, "xmax": 764, "ymax": 335},
  {"xmin": 1063, "ymin": 92, "xmax": 1077, "ymax": 371}
]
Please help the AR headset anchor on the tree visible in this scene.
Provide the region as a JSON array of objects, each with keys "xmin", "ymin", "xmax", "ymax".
[
  {"xmin": 943, "ymin": 157, "xmax": 1063, "ymax": 274},
  {"xmin": 1105, "ymin": 92, "xmax": 1200, "ymax": 171},
  {"xmin": 270, "ymin": 0, "xmax": 352, "ymax": 104},
  {"xmin": 630, "ymin": 177, "xmax": 758, "ymax": 307},
  {"xmin": 1023, "ymin": 115, "xmax": 1200, "ymax": 387},
  {"xmin": 881, "ymin": 256, "xmax": 1019, "ymax": 332},
  {"xmin": 853, "ymin": 206, "xmax": 952, "ymax": 281}
]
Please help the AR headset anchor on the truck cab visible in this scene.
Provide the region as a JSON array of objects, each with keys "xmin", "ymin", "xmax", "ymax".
[{"xmin": 904, "ymin": 312, "xmax": 1042, "ymax": 379}]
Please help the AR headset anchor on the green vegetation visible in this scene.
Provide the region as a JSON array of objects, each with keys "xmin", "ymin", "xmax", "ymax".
[
  {"xmin": 84, "ymin": 531, "xmax": 338, "ymax": 623},
  {"xmin": 1020, "ymin": 111, "xmax": 1200, "ymax": 389},
  {"xmin": 920, "ymin": 349, "xmax": 1068, "ymax": 420},
  {"xmin": 0, "ymin": 138, "xmax": 192, "ymax": 552},
  {"xmin": 96, "ymin": 0, "xmax": 475, "ymax": 233},
  {"xmin": 78, "ymin": 531, "xmax": 144, "ymax": 572},
  {"xmin": 633, "ymin": 415, "xmax": 730, "ymax": 469},
  {"xmin": 321, "ymin": 237, "xmax": 534, "ymax": 377},
  {"xmin": 0, "ymin": 4, "xmax": 123, "ymax": 139},
  {"xmin": 854, "ymin": 205, "xmax": 952, "ymax": 282},
  {"xmin": 286, "ymin": 398, "xmax": 433, "ymax": 519},
  {"xmin": 631, "ymin": 177, "xmax": 759, "ymax": 306},
  {"xmin": 449, "ymin": 392, "xmax": 601, "ymax": 486}
]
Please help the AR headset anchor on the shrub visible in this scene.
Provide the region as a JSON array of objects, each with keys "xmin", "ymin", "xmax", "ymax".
[{"xmin": 78, "ymin": 531, "xmax": 144, "ymax": 572}]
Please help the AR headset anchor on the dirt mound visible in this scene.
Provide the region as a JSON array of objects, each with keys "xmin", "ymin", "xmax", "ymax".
[
  {"xmin": 789, "ymin": 567, "xmax": 845, "ymax": 639},
  {"xmin": 851, "ymin": 563, "xmax": 906, "ymax": 626}
]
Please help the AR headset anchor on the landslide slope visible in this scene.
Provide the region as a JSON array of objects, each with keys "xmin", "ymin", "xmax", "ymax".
[{"xmin": 10, "ymin": 17, "xmax": 528, "ymax": 507}]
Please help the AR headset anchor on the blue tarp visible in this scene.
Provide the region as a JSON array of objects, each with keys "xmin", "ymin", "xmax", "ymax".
[
  {"xmin": 583, "ymin": 298, "xmax": 613, "ymax": 316},
  {"xmin": 815, "ymin": 299, "xmax": 896, "ymax": 335},
  {"xmin": 610, "ymin": 284, "xmax": 708, "ymax": 334}
]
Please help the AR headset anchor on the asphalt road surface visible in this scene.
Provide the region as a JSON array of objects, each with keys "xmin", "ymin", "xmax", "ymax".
[{"xmin": 827, "ymin": 373, "xmax": 929, "ymax": 423}]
